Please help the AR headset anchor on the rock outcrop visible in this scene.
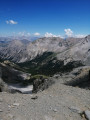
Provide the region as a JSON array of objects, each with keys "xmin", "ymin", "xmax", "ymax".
[
  {"xmin": 0, "ymin": 61, "xmax": 31, "ymax": 92},
  {"xmin": 33, "ymin": 76, "xmax": 55, "ymax": 93},
  {"xmin": 65, "ymin": 66, "xmax": 90, "ymax": 89}
]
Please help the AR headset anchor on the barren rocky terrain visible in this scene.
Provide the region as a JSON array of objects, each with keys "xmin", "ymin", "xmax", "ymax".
[
  {"xmin": 0, "ymin": 74, "xmax": 90, "ymax": 120},
  {"xmin": 0, "ymin": 64, "xmax": 90, "ymax": 120}
]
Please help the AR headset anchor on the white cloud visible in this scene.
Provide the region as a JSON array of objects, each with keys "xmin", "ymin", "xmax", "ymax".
[
  {"xmin": 45, "ymin": 32, "xmax": 54, "ymax": 37},
  {"xmin": 64, "ymin": 28, "xmax": 86, "ymax": 38},
  {"xmin": 6, "ymin": 20, "xmax": 18, "ymax": 24},
  {"xmin": 64, "ymin": 28, "xmax": 73, "ymax": 37},
  {"xmin": 45, "ymin": 32, "xmax": 62, "ymax": 38},
  {"xmin": 18, "ymin": 32, "xmax": 30, "ymax": 36},
  {"xmin": 34, "ymin": 32, "xmax": 40, "ymax": 36},
  {"xmin": 75, "ymin": 34, "xmax": 86, "ymax": 38}
]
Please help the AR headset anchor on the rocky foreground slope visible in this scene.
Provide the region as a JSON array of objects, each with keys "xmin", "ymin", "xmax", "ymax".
[{"xmin": 0, "ymin": 66, "xmax": 90, "ymax": 120}]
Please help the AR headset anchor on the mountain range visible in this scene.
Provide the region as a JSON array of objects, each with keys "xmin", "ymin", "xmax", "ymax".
[
  {"xmin": 0, "ymin": 35, "xmax": 90, "ymax": 64},
  {"xmin": 0, "ymin": 35, "xmax": 90, "ymax": 76}
]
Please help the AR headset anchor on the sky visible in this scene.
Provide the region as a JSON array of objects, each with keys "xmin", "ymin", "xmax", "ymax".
[{"xmin": 0, "ymin": 0, "xmax": 90, "ymax": 37}]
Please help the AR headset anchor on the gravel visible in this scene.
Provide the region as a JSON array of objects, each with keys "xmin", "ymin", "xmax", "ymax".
[{"xmin": 0, "ymin": 77, "xmax": 90, "ymax": 120}]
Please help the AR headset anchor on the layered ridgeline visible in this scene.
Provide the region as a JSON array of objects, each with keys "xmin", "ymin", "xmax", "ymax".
[
  {"xmin": 0, "ymin": 35, "xmax": 90, "ymax": 93},
  {"xmin": 0, "ymin": 35, "xmax": 90, "ymax": 75},
  {"xmin": 0, "ymin": 36, "xmax": 83, "ymax": 62}
]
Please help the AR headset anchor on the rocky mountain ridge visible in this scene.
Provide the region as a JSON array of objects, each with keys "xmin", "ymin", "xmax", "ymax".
[
  {"xmin": 57, "ymin": 35, "xmax": 90, "ymax": 66},
  {"xmin": 0, "ymin": 36, "xmax": 84, "ymax": 63},
  {"xmin": 0, "ymin": 35, "xmax": 90, "ymax": 75}
]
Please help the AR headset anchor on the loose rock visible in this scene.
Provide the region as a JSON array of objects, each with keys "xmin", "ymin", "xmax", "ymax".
[
  {"xmin": 85, "ymin": 110, "xmax": 90, "ymax": 120},
  {"xmin": 31, "ymin": 96, "xmax": 38, "ymax": 100},
  {"xmin": 13, "ymin": 103, "xmax": 20, "ymax": 106},
  {"xmin": 69, "ymin": 106, "xmax": 83, "ymax": 114},
  {"xmin": 0, "ymin": 109, "xmax": 3, "ymax": 112},
  {"xmin": 53, "ymin": 108, "xmax": 58, "ymax": 112}
]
